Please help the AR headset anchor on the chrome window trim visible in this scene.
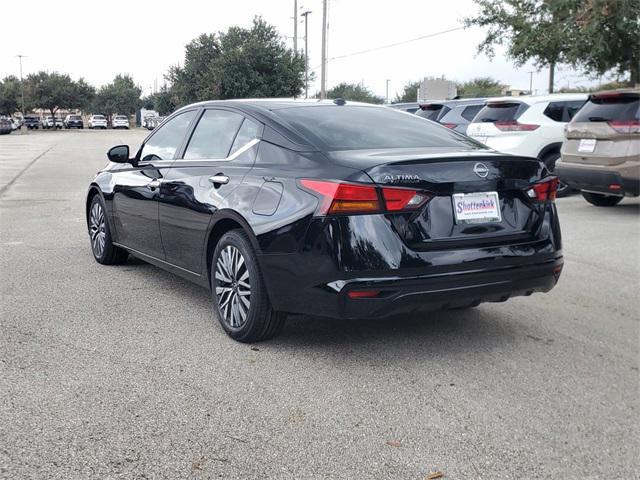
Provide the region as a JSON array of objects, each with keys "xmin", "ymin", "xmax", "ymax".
[{"xmin": 175, "ymin": 138, "xmax": 260, "ymax": 163}]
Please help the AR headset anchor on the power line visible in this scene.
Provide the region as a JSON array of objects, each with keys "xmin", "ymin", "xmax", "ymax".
[{"xmin": 312, "ymin": 25, "xmax": 465, "ymax": 69}]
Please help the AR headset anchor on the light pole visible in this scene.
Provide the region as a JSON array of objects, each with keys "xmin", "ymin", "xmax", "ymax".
[
  {"xmin": 16, "ymin": 55, "xmax": 26, "ymax": 117},
  {"xmin": 293, "ymin": 0, "xmax": 298, "ymax": 53},
  {"xmin": 320, "ymin": 0, "xmax": 327, "ymax": 99},
  {"xmin": 301, "ymin": 10, "xmax": 311, "ymax": 98},
  {"xmin": 528, "ymin": 71, "xmax": 534, "ymax": 94},
  {"xmin": 386, "ymin": 79, "xmax": 390, "ymax": 104}
]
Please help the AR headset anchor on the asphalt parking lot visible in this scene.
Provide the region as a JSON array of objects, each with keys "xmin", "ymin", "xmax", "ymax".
[{"xmin": 1, "ymin": 129, "xmax": 638, "ymax": 479}]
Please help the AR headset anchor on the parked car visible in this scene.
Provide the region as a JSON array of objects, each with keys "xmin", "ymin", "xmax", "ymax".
[
  {"xmin": 416, "ymin": 98, "xmax": 486, "ymax": 134},
  {"xmin": 0, "ymin": 117, "xmax": 12, "ymax": 134},
  {"xmin": 112, "ymin": 115, "xmax": 130, "ymax": 129},
  {"xmin": 10, "ymin": 117, "xmax": 22, "ymax": 130},
  {"xmin": 86, "ymin": 99, "xmax": 563, "ymax": 342},
  {"xmin": 556, "ymin": 89, "xmax": 639, "ymax": 206},
  {"xmin": 415, "ymin": 100, "xmax": 449, "ymax": 121},
  {"xmin": 55, "ymin": 117, "xmax": 64, "ymax": 129},
  {"xmin": 23, "ymin": 115, "xmax": 42, "ymax": 129},
  {"xmin": 387, "ymin": 102, "xmax": 421, "ymax": 114},
  {"xmin": 64, "ymin": 114, "xmax": 84, "ymax": 129},
  {"xmin": 466, "ymin": 93, "xmax": 587, "ymax": 196},
  {"xmin": 43, "ymin": 116, "xmax": 55, "ymax": 129},
  {"xmin": 143, "ymin": 115, "xmax": 162, "ymax": 130},
  {"xmin": 89, "ymin": 115, "xmax": 108, "ymax": 129}
]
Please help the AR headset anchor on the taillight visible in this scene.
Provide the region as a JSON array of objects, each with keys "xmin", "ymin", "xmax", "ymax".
[
  {"xmin": 442, "ymin": 123, "xmax": 457, "ymax": 129},
  {"xmin": 527, "ymin": 177, "xmax": 559, "ymax": 202},
  {"xmin": 299, "ymin": 179, "xmax": 430, "ymax": 215},
  {"xmin": 608, "ymin": 120, "xmax": 640, "ymax": 134},
  {"xmin": 495, "ymin": 120, "xmax": 539, "ymax": 131}
]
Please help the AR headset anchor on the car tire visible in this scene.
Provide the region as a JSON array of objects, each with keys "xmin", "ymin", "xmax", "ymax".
[
  {"xmin": 581, "ymin": 192, "xmax": 623, "ymax": 207},
  {"xmin": 211, "ymin": 229, "xmax": 286, "ymax": 342},
  {"xmin": 88, "ymin": 195, "xmax": 128, "ymax": 265}
]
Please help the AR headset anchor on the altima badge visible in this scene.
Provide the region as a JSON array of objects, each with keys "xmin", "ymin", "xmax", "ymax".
[{"xmin": 473, "ymin": 163, "xmax": 489, "ymax": 178}]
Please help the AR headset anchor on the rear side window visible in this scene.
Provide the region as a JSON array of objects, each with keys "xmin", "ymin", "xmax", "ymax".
[
  {"xmin": 229, "ymin": 118, "xmax": 261, "ymax": 155},
  {"xmin": 274, "ymin": 105, "xmax": 486, "ymax": 150},
  {"xmin": 543, "ymin": 101, "xmax": 586, "ymax": 122},
  {"xmin": 184, "ymin": 109, "xmax": 244, "ymax": 159},
  {"xmin": 474, "ymin": 102, "xmax": 528, "ymax": 123},
  {"xmin": 460, "ymin": 104, "xmax": 483, "ymax": 122},
  {"xmin": 139, "ymin": 110, "xmax": 196, "ymax": 161},
  {"xmin": 572, "ymin": 95, "xmax": 640, "ymax": 122}
]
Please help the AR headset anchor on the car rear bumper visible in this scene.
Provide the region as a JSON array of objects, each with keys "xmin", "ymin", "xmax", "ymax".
[
  {"xmin": 258, "ymin": 208, "xmax": 563, "ymax": 319},
  {"xmin": 556, "ymin": 162, "xmax": 640, "ymax": 196}
]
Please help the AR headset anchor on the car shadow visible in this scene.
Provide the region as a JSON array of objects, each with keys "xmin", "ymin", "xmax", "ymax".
[{"xmin": 120, "ymin": 255, "xmax": 520, "ymax": 358}]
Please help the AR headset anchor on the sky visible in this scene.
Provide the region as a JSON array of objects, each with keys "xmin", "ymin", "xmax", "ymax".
[{"xmin": 1, "ymin": 0, "xmax": 602, "ymax": 100}]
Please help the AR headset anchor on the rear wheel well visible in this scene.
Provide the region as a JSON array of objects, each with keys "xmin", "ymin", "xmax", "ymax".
[{"xmin": 206, "ymin": 218, "xmax": 251, "ymax": 284}]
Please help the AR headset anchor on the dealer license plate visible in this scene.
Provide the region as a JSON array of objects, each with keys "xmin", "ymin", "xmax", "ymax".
[
  {"xmin": 452, "ymin": 191, "xmax": 502, "ymax": 224},
  {"xmin": 578, "ymin": 139, "xmax": 597, "ymax": 153}
]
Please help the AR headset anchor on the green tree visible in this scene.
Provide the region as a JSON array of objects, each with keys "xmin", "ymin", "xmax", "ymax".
[
  {"xmin": 465, "ymin": 1, "xmax": 571, "ymax": 93},
  {"xmin": 167, "ymin": 17, "xmax": 305, "ymax": 106},
  {"xmin": 0, "ymin": 76, "xmax": 21, "ymax": 115},
  {"xmin": 93, "ymin": 74, "xmax": 141, "ymax": 124},
  {"xmin": 567, "ymin": 0, "xmax": 639, "ymax": 85},
  {"xmin": 457, "ymin": 77, "xmax": 506, "ymax": 97},
  {"xmin": 153, "ymin": 88, "xmax": 176, "ymax": 116},
  {"xmin": 325, "ymin": 82, "xmax": 385, "ymax": 104},
  {"xmin": 167, "ymin": 33, "xmax": 221, "ymax": 106},
  {"xmin": 25, "ymin": 71, "xmax": 92, "ymax": 120},
  {"xmin": 393, "ymin": 80, "xmax": 420, "ymax": 103},
  {"xmin": 465, "ymin": 0, "xmax": 640, "ymax": 92}
]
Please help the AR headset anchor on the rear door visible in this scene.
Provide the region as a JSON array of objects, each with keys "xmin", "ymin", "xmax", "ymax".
[
  {"xmin": 159, "ymin": 108, "xmax": 262, "ymax": 273},
  {"xmin": 112, "ymin": 109, "xmax": 197, "ymax": 258}
]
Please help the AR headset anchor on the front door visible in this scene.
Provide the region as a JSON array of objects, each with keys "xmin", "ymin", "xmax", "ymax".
[
  {"xmin": 112, "ymin": 110, "xmax": 197, "ymax": 259},
  {"xmin": 159, "ymin": 109, "xmax": 262, "ymax": 273}
]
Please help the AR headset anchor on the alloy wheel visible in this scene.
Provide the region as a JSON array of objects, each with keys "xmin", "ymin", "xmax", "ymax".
[
  {"xmin": 89, "ymin": 202, "xmax": 106, "ymax": 258},
  {"xmin": 215, "ymin": 245, "xmax": 251, "ymax": 328}
]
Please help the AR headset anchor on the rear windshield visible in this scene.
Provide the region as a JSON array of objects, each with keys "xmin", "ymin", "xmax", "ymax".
[
  {"xmin": 115, "ymin": 116, "xmax": 127, "ymax": 120},
  {"xmin": 572, "ymin": 95, "xmax": 640, "ymax": 122},
  {"xmin": 415, "ymin": 104, "xmax": 448, "ymax": 121},
  {"xmin": 93, "ymin": 115, "xmax": 105, "ymax": 120},
  {"xmin": 69, "ymin": 115, "xmax": 81, "ymax": 120},
  {"xmin": 274, "ymin": 105, "xmax": 486, "ymax": 151},
  {"xmin": 474, "ymin": 102, "xmax": 528, "ymax": 123}
]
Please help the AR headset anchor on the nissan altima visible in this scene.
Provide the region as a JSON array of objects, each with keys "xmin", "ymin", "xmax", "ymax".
[{"xmin": 86, "ymin": 99, "xmax": 563, "ymax": 342}]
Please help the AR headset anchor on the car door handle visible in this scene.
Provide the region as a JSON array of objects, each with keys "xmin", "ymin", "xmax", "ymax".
[
  {"xmin": 147, "ymin": 179, "xmax": 161, "ymax": 190},
  {"xmin": 208, "ymin": 175, "xmax": 229, "ymax": 185}
]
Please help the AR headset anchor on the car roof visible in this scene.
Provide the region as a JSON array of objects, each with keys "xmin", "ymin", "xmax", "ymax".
[
  {"xmin": 484, "ymin": 93, "xmax": 588, "ymax": 105},
  {"xmin": 176, "ymin": 98, "xmax": 380, "ymax": 113}
]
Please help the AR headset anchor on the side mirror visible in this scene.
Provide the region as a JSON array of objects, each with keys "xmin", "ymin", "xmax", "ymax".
[{"xmin": 107, "ymin": 145, "xmax": 130, "ymax": 163}]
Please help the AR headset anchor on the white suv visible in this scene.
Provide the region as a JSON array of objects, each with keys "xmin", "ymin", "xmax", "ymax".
[
  {"xmin": 88, "ymin": 114, "xmax": 108, "ymax": 129},
  {"xmin": 112, "ymin": 115, "xmax": 130, "ymax": 129},
  {"xmin": 466, "ymin": 94, "xmax": 587, "ymax": 194}
]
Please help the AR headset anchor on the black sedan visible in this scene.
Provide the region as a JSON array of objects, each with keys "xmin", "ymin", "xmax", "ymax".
[{"xmin": 86, "ymin": 99, "xmax": 563, "ymax": 342}]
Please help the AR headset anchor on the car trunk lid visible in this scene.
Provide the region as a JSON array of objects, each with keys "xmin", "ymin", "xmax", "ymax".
[{"xmin": 328, "ymin": 149, "xmax": 550, "ymax": 250}]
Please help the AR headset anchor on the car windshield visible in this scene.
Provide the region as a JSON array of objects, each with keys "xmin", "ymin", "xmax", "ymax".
[
  {"xmin": 474, "ymin": 102, "xmax": 528, "ymax": 122},
  {"xmin": 70, "ymin": 116, "xmax": 81, "ymax": 120},
  {"xmin": 93, "ymin": 115, "xmax": 105, "ymax": 120},
  {"xmin": 572, "ymin": 95, "xmax": 640, "ymax": 122},
  {"xmin": 274, "ymin": 105, "xmax": 486, "ymax": 151},
  {"xmin": 116, "ymin": 116, "xmax": 127, "ymax": 120}
]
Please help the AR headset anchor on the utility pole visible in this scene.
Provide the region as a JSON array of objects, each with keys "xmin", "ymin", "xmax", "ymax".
[
  {"xmin": 16, "ymin": 55, "xmax": 26, "ymax": 117},
  {"xmin": 386, "ymin": 79, "xmax": 390, "ymax": 104},
  {"xmin": 320, "ymin": 0, "xmax": 328, "ymax": 99},
  {"xmin": 293, "ymin": 0, "xmax": 298, "ymax": 53},
  {"xmin": 528, "ymin": 71, "xmax": 534, "ymax": 95},
  {"xmin": 301, "ymin": 10, "xmax": 312, "ymax": 99}
]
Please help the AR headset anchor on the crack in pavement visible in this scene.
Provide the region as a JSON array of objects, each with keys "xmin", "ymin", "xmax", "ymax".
[{"xmin": 0, "ymin": 146, "xmax": 55, "ymax": 197}]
